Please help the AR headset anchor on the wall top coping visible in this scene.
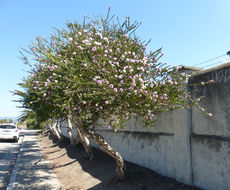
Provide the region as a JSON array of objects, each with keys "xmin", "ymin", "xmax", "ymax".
[
  {"xmin": 181, "ymin": 66, "xmax": 203, "ymax": 71},
  {"xmin": 191, "ymin": 61, "xmax": 230, "ymax": 77}
]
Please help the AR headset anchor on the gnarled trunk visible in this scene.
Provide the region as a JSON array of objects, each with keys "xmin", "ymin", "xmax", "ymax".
[
  {"xmin": 56, "ymin": 119, "xmax": 62, "ymax": 137},
  {"xmin": 84, "ymin": 128, "xmax": 126, "ymax": 180},
  {"xmin": 75, "ymin": 127, "xmax": 93, "ymax": 159},
  {"xmin": 67, "ymin": 115, "xmax": 77, "ymax": 145},
  {"xmin": 67, "ymin": 114, "xmax": 93, "ymax": 158},
  {"xmin": 50, "ymin": 120, "xmax": 62, "ymax": 140}
]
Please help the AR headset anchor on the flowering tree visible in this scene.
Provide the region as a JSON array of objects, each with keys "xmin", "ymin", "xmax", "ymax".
[{"xmin": 15, "ymin": 10, "xmax": 211, "ymax": 179}]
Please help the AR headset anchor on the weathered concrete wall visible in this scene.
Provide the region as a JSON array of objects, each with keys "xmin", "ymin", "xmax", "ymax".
[
  {"xmin": 94, "ymin": 109, "xmax": 194, "ymax": 184},
  {"xmin": 190, "ymin": 64, "xmax": 230, "ymax": 137},
  {"xmin": 192, "ymin": 136, "xmax": 230, "ymax": 190},
  {"xmin": 189, "ymin": 64, "xmax": 230, "ymax": 190},
  {"xmin": 60, "ymin": 63, "xmax": 230, "ymax": 190}
]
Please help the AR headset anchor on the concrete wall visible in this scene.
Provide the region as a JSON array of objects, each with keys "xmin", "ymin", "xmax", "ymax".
[
  {"xmin": 93, "ymin": 109, "xmax": 193, "ymax": 185},
  {"xmin": 60, "ymin": 63, "xmax": 230, "ymax": 190},
  {"xmin": 189, "ymin": 63, "xmax": 230, "ymax": 190}
]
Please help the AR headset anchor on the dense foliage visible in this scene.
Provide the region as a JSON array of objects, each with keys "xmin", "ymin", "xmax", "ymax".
[{"xmin": 16, "ymin": 12, "xmax": 209, "ymax": 130}]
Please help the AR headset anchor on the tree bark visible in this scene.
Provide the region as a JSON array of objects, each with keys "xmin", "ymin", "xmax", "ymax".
[
  {"xmin": 84, "ymin": 128, "xmax": 126, "ymax": 180},
  {"xmin": 74, "ymin": 125, "xmax": 93, "ymax": 159},
  {"xmin": 50, "ymin": 120, "xmax": 62, "ymax": 140},
  {"xmin": 67, "ymin": 115, "xmax": 76, "ymax": 145},
  {"xmin": 67, "ymin": 115, "xmax": 93, "ymax": 159},
  {"xmin": 56, "ymin": 119, "xmax": 62, "ymax": 136}
]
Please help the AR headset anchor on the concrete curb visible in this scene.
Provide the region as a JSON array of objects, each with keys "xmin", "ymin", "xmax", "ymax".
[{"xmin": 6, "ymin": 136, "xmax": 25, "ymax": 190}]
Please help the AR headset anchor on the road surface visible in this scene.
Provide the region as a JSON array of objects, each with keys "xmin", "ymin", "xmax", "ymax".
[{"xmin": 0, "ymin": 136, "xmax": 22, "ymax": 189}]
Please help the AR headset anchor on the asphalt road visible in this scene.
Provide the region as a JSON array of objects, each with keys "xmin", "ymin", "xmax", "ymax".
[{"xmin": 0, "ymin": 136, "xmax": 22, "ymax": 189}]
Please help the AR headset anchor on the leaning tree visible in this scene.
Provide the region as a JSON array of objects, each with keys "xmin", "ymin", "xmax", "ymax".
[{"xmin": 15, "ymin": 10, "xmax": 211, "ymax": 179}]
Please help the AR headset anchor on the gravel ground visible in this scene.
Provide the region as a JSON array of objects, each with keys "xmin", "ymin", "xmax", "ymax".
[{"xmin": 39, "ymin": 134, "xmax": 203, "ymax": 190}]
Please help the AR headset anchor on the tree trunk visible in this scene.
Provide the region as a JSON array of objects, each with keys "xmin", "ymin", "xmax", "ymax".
[
  {"xmin": 67, "ymin": 115, "xmax": 92, "ymax": 159},
  {"xmin": 56, "ymin": 119, "xmax": 62, "ymax": 136},
  {"xmin": 74, "ymin": 125, "xmax": 93, "ymax": 159},
  {"xmin": 51, "ymin": 120, "xmax": 62, "ymax": 140},
  {"xmin": 67, "ymin": 115, "xmax": 76, "ymax": 145},
  {"xmin": 84, "ymin": 128, "xmax": 126, "ymax": 180}
]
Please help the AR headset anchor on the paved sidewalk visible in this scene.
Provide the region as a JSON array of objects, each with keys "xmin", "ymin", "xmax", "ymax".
[{"xmin": 8, "ymin": 131, "xmax": 63, "ymax": 190}]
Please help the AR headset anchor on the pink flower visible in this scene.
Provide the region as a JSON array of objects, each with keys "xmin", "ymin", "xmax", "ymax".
[
  {"xmin": 92, "ymin": 47, "xmax": 96, "ymax": 51},
  {"xmin": 97, "ymin": 80, "xmax": 102, "ymax": 85},
  {"xmin": 77, "ymin": 46, "xmax": 83, "ymax": 50},
  {"xmin": 110, "ymin": 84, "xmax": 114, "ymax": 88},
  {"xmin": 105, "ymin": 101, "xmax": 109, "ymax": 104},
  {"xmin": 119, "ymin": 88, "xmax": 124, "ymax": 92},
  {"xmin": 201, "ymin": 108, "xmax": 205, "ymax": 112},
  {"xmin": 113, "ymin": 88, "xmax": 118, "ymax": 92},
  {"xmin": 118, "ymin": 75, "xmax": 123, "ymax": 79},
  {"xmin": 105, "ymin": 125, "xmax": 111, "ymax": 129},
  {"xmin": 103, "ymin": 37, "xmax": 109, "ymax": 43},
  {"xmin": 83, "ymin": 101, "xmax": 86, "ymax": 105}
]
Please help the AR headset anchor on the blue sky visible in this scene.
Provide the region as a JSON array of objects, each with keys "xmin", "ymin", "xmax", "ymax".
[{"xmin": 1, "ymin": 0, "xmax": 230, "ymax": 117}]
